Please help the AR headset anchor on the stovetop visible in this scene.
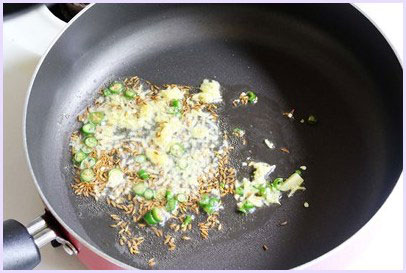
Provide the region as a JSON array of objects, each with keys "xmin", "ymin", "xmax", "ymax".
[{"xmin": 3, "ymin": 3, "xmax": 403, "ymax": 270}]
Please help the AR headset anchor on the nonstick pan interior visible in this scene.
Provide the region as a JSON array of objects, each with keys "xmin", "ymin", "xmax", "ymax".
[{"xmin": 25, "ymin": 4, "xmax": 402, "ymax": 269}]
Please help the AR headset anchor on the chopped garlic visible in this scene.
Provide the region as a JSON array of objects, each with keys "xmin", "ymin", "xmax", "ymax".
[
  {"xmin": 192, "ymin": 125, "xmax": 209, "ymax": 139},
  {"xmin": 264, "ymin": 139, "xmax": 275, "ymax": 149},
  {"xmin": 160, "ymin": 86, "xmax": 185, "ymax": 101},
  {"xmin": 73, "ymin": 78, "xmax": 228, "ymax": 201},
  {"xmin": 146, "ymin": 148, "xmax": 168, "ymax": 166},
  {"xmin": 193, "ymin": 79, "xmax": 222, "ymax": 103},
  {"xmin": 279, "ymin": 173, "xmax": 305, "ymax": 197},
  {"xmin": 249, "ymin": 161, "xmax": 275, "ymax": 184},
  {"xmin": 106, "ymin": 170, "xmax": 125, "ymax": 188}
]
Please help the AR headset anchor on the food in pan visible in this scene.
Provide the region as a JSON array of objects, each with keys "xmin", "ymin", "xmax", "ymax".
[{"xmin": 69, "ymin": 76, "xmax": 305, "ymax": 261}]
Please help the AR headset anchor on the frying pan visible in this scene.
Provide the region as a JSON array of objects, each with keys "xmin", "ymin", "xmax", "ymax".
[{"xmin": 3, "ymin": 3, "xmax": 402, "ymax": 270}]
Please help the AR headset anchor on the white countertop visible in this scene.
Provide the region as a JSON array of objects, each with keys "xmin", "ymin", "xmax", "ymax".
[{"xmin": 3, "ymin": 3, "xmax": 403, "ymax": 270}]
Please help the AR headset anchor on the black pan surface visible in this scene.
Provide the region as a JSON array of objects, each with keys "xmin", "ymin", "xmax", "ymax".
[{"xmin": 25, "ymin": 4, "xmax": 402, "ymax": 269}]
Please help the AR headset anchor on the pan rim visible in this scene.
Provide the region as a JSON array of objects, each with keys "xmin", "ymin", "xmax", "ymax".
[
  {"xmin": 22, "ymin": 3, "xmax": 402, "ymax": 270},
  {"xmin": 22, "ymin": 2, "xmax": 135, "ymax": 270},
  {"xmin": 294, "ymin": 3, "xmax": 403, "ymax": 269}
]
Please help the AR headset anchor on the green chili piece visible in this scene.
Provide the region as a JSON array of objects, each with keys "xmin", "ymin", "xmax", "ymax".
[
  {"xmin": 137, "ymin": 169, "xmax": 149, "ymax": 180},
  {"xmin": 151, "ymin": 207, "xmax": 164, "ymax": 222},
  {"xmin": 167, "ymin": 100, "xmax": 182, "ymax": 115},
  {"xmin": 199, "ymin": 194, "xmax": 210, "ymax": 206},
  {"xmin": 238, "ymin": 200, "xmax": 255, "ymax": 214},
  {"xmin": 166, "ymin": 198, "xmax": 178, "ymax": 212},
  {"xmin": 165, "ymin": 190, "xmax": 174, "ymax": 200},
  {"xmin": 81, "ymin": 146, "xmax": 93, "ymax": 154},
  {"xmin": 88, "ymin": 112, "xmax": 105, "ymax": 125},
  {"xmin": 144, "ymin": 211, "xmax": 158, "ymax": 225},
  {"xmin": 124, "ymin": 88, "xmax": 136, "ymax": 98},
  {"xmin": 108, "ymin": 81, "xmax": 124, "ymax": 94},
  {"xmin": 80, "ymin": 157, "xmax": 96, "ymax": 170},
  {"xmin": 144, "ymin": 188, "xmax": 155, "ymax": 200},
  {"xmin": 73, "ymin": 151, "xmax": 87, "ymax": 164},
  {"xmin": 170, "ymin": 99, "xmax": 181, "ymax": 108},
  {"xmin": 182, "ymin": 215, "xmax": 192, "ymax": 227},
  {"xmin": 271, "ymin": 178, "xmax": 284, "ymax": 190},
  {"xmin": 132, "ymin": 183, "xmax": 147, "ymax": 196},
  {"xmin": 201, "ymin": 197, "xmax": 219, "ymax": 214},
  {"xmin": 246, "ymin": 91, "xmax": 257, "ymax": 104},
  {"xmin": 235, "ymin": 186, "xmax": 244, "ymax": 196},
  {"xmin": 258, "ymin": 185, "xmax": 267, "ymax": 196},
  {"xmin": 103, "ymin": 88, "xmax": 112, "ymax": 96},
  {"xmin": 84, "ymin": 137, "xmax": 98, "ymax": 148},
  {"xmin": 81, "ymin": 123, "xmax": 96, "ymax": 135},
  {"xmin": 80, "ymin": 169, "xmax": 95, "ymax": 182}
]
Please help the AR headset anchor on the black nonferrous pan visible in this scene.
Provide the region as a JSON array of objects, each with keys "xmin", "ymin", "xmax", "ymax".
[{"xmin": 4, "ymin": 3, "xmax": 403, "ymax": 270}]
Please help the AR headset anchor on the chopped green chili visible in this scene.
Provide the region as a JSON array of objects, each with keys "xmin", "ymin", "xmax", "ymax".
[
  {"xmin": 168, "ymin": 100, "xmax": 182, "ymax": 115},
  {"xmin": 246, "ymin": 91, "xmax": 257, "ymax": 104},
  {"xmin": 124, "ymin": 88, "xmax": 136, "ymax": 98},
  {"xmin": 80, "ymin": 157, "xmax": 96, "ymax": 170},
  {"xmin": 108, "ymin": 81, "xmax": 124, "ymax": 94},
  {"xmin": 103, "ymin": 88, "xmax": 111, "ymax": 96},
  {"xmin": 200, "ymin": 197, "xmax": 220, "ymax": 214},
  {"xmin": 271, "ymin": 178, "xmax": 284, "ymax": 190},
  {"xmin": 81, "ymin": 123, "xmax": 96, "ymax": 135},
  {"xmin": 144, "ymin": 211, "xmax": 158, "ymax": 225},
  {"xmin": 238, "ymin": 200, "xmax": 255, "ymax": 214},
  {"xmin": 166, "ymin": 198, "xmax": 178, "ymax": 212},
  {"xmin": 144, "ymin": 188, "xmax": 155, "ymax": 200},
  {"xmin": 151, "ymin": 207, "xmax": 164, "ymax": 222},
  {"xmin": 137, "ymin": 169, "xmax": 149, "ymax": 180},
  {"xmin": 80, "ymin": 169, "xmax": 95, "ymax": 182},
  {"xmin": 84, "ymin": 137, "xmax": 98, "ymax": 148},
  {"xmin": 199, "ymin": 194, "xmax": 210, "ymax": 206},
  {"xmin": 165, "ymin": 190, "xmax": 174, "ymax": 200},
  {"xmin": 170, "ymin": 99, "xmax": 181, "ymax": 108},
  {"xmin": 258, "ymin": 185, "xmax": 267, "ymax": 196},
  {"xmin": 182, "ymin": 215, "xmax": 192, "ymax": 227},
  {"xmin": 73, "ymin": 151, "xmax": 87, "ymax": 164},
  {"xmin": 144, "ymin": 207, "xmax": 165, "ymax": 225},
  {"xmin": 132, "ymin": 183, "xmax": 147, "ymax": 196},
  {"xmin": 81, "ymin": 146, "xmax": 93, "ymax": 154},
  {"xmin": 235, "ymin": 186, "xmax": 244, "ymax": 196},
  {"xmin": 88, "ymin": 112, "xmax": 105, "ymax": 125}
]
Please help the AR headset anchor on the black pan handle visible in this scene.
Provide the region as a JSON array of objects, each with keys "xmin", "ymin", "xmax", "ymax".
[
  {"xmin": 3, "ymin": 219, "xmax": 41, "ymax": 270},
  {"xmin": 3, "ymin": 216, "xmax": 78, "ymax": 270},
  {"xmin": 3, "ymin": 4, "xmax": 56, "ymax": 18}
]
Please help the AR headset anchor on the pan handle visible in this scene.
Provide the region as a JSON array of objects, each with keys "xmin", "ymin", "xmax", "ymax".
[{"xmin": 3, "ymin": 216, "xmax": 78, "ymax": 270}]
